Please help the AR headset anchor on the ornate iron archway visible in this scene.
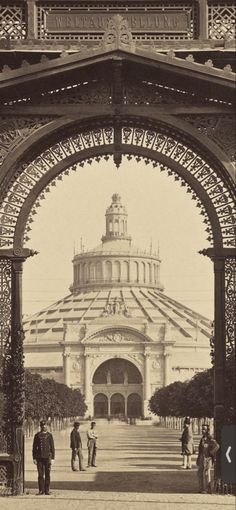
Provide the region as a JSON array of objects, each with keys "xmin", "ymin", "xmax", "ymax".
[{"xmin": 0, "ymin": 14, "xmax": 235, "ymax": 494}]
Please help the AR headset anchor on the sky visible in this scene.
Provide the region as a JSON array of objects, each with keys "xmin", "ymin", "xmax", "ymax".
[{"xmin": 23, "ymin": 157, "xmax": 214, "ymax": 319}]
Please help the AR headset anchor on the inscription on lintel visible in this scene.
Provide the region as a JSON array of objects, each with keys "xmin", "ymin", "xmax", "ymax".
[{"xmin": 45, "ymin": 12, "xmax": 190, "ymax": 34}]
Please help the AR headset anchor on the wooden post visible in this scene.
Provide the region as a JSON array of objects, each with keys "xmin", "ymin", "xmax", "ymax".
[
  {"xmin": 26, "ymin": 0, "xmax": 37, "ymax": 39},
  {"xmin": 198, "ymin": 0, "xmax": 208, "ymax": 40}
]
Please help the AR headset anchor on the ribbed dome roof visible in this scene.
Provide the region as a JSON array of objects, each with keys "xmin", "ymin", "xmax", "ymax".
[{"xmin": 23, "ymin": 286, "xmax": 212, "ymax": 345}]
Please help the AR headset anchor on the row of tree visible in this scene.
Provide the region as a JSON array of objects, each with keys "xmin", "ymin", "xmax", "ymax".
[
  {"xmin": 149, "ymin": 354, "xmax": 235, "ymax": 423},
  {"xmin": 25, "ymin": 370, "xmax": 87, "ymax": 419}
]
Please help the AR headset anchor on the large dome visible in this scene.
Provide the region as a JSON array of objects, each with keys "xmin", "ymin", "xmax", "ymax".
[{"xmin": 23, "ymin": 194, "xmax": 211, "ymax": 345}]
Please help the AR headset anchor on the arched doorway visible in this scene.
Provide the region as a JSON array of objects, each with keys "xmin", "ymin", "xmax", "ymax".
[
  {"xmin": 110, "ymin": 394, "xmax": 125, "ymax": 418},
  {"xmin": 92, "ymin": 358, "xmax": 143, "ymax": 418},
  {"xmin": 0, "ymin": 39, "xmax": 234, "ymax": 493},
  {"xmin": 94, "ymin": 393, "xmax": 108, "ymax": 418},
  {"xmin": 127, "ymin": 394, "xmax": 142, "ymax": 418}
]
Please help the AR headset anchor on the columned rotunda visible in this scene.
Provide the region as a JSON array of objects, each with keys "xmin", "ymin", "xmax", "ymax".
[{"xmin": 24, "ymin": 194, "xmax": 212, "ymax": 418}]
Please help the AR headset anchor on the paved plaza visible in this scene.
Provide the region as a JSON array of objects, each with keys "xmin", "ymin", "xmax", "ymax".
[{"xmin": 1, "ymin": 422, "xmax": 235, "ymax": 509}]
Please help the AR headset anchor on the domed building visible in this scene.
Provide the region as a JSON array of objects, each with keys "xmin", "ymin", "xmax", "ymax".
[{"xmin": 24, "ymin": 194, "xmax": 212, "ymax": 418}]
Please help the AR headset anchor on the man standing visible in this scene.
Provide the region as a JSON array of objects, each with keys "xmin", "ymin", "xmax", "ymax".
[
  {"xmin": 32, "ymin": 420, "xmax": 55, "ymax": 495},
  {"xmin": 87, "ymin": 421, "xmax": 98, "ymax": 467},
  {"xmin": 70, "ymin": 421, "xmax": 86, "ymax": 471},
  {"xmin": 196, "ymin": 423, "xmax": 219, "ymax": 494}
]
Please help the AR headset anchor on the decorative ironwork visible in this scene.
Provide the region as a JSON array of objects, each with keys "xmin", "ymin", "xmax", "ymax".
[
  {"xmin": 0, "ymin": 3, "xmax": 26, "ymax": 39},
  {"xmin": 225, "ymin": 257, "xmax": 236, "ymax": 359},
  {"xmin": 0, "ymin": 462, "xmax": 13, "ymax": 496},
  {"xmin": 0, "ymin": 123, "xmax": 235, "ymax": 249},
  {"xmin": 103, "ymin": 14, "xmax": 134, "ymax": 49},
  {"xmin": 37, "ymin": 2, "xmax": 197, "ymax": 41},
  {"xmin": 181, "ymin": 115, "xmax": 236, "ymax": 164},
  {"xmin": 0, "ymin": 259, "xmax": 11, "ymax": 454},
  {"xmin": 124, "ymin": 80, "xmax": 224, "ymax": 106},
  {"xmin": 26, "ymin": 80, "xmax": 112, "ymax": 106},
  {"xmin": 0, "ymin": 117, "xmax": 54, "ymax": 166},
  {"xmin": 208, "ymin": 1, "xmax": 236, "ymax": 40}
]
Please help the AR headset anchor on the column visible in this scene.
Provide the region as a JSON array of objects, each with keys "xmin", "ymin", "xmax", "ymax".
[
  {"xmin": 108, "ymin": 395, "xmax": 111, "ymax": 417},
  {"xmin": 124, "ymin": 395, "xmax": 127, "ymax": 418},
  {"xmin": 63, "ymin": 346, "xmax": 71, "ymax": 386},
  {"xmin": 198, "ymin": 0, "xmax": 208, "ymax": 40},
  {"xmin": 213, "ymin": 257, "xmax": 226, "ymax": 478},
  {"xmin": 163, "ymin": 351, "xmax": 172, "ymax": 386},
  {"xmin": 11, "ymin": 259, "xmax": 25, "ymax": 495},
  {"xmin": 84, "ymin": 353, "xmax": 92, "ymax": 417},
  {"xmin": 143, "ymin": 349, "xmax": 151, "ymax": 417}
]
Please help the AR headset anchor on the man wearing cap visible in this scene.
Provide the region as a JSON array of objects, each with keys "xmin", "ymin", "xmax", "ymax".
[
  {"xmin": 87, "ymin": 421, "xmax": 98, "ymax": 467},
  {"xmin": 32, "ymin": 420, "xmax": 55, "ymax": 495},
  {"xmin": 70, "ymin": 421, "xmax": 85, "ymax": 471}
]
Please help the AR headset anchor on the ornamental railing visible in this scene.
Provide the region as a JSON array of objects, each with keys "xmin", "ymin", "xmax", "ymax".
[{"xmin": 0, "ymin": 1, "xmax": 235, "ymax": 42}]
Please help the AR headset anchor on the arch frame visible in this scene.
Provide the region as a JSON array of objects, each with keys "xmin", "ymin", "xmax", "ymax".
[{"xmin": 0, "ymin": 83, "xmax": 235, "ymax": 496}]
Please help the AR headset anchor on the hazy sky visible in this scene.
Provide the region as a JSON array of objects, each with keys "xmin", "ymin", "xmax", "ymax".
[{"xmin": 23, "ymin": 157, "xmax": 214, "ymax": 318}]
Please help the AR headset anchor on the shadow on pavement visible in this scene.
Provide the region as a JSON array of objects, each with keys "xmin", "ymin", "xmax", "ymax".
[{"xmin": 25, "ymin": 470, "xmax": 198, "ymax": 494}]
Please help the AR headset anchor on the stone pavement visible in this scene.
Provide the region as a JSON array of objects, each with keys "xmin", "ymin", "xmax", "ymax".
[{"xmin": 1, "ymin": 421, "xmax": 235, "ymax": 510}]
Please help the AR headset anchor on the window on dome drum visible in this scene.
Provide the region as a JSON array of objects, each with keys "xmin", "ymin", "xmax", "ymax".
[
  {"xmin": 113, "ymin": 261, "xmax": 121, "ymax": 281},
  {"xmin": 105, "ymin": 261, "xmax": 112, "ymax": 281}
]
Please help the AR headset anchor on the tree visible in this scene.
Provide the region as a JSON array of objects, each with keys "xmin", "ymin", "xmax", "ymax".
[
  {"xmin": 25, "ymin": 370, "xmax": 87, "ymax": 419},
  {"xmin": 184, "ymin": 369, "xmax": 214, "ymax": 418},
  {"xmin": 149, "ymin": 352, "xmax": 235, "ymax": 423},
  {"xmin": 149, "ymin": 381, "xmax": 188, "ymax": 417}
]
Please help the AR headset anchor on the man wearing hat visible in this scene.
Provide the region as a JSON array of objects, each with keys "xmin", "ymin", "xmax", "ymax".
[
  {"xmin": 87, "ymin": 421, "xmax": 98, "ymax": 467},
  {"xmin": 32, "ymin": 420, "xmax": 55, "ymax": 495},
  {"xmin": 70, "ymin": 421, "xmax": 85, "ymax": 471},
  {"xmin": 180, "ymin": 417, "xmax": 195, "ymax": 469}
]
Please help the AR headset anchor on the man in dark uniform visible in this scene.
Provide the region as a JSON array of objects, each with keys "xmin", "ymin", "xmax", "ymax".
[
  {"xmin": 32, "ymin": 420, "xmax": 55, "ymax": 495},
  {"xmin": 70, "ymin": 421, "xmax": 85, "ymax": 471}
]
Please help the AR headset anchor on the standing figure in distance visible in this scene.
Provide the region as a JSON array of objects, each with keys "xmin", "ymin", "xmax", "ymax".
[
  {"xmin": 196, "ymin": 423, "xmax": 219, "ymax": 494},
  {"xmin": 87, "ymin": 421, "xmax": 98, "ymax": 467},
  {"xmin": 70, "ymin": 421, "xmax": 86, "ymax": 472},
  {"xmin": 32, "ymin": 420, "xmax": 55, "ymax": 495},
  {"xmin": 180, "ymin": 416, "xmax": 195, "ymax": 469}
]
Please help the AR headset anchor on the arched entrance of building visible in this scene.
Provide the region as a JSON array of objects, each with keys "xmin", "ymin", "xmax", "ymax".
[
  {"xmin": 94, "ymin": 393, "xmax": 108, "ymax": 418},
  {"xmin": 127, "ymin": 394, "xmax": 142, "ymax": 418},
  {"xmin": 110, "ymin": 394, "xmax": 125, "ymax": 418},
  {"xmin": 0, "ymin": 37, "xmax": 235, "ymax": 493},
  {"xmin": 92, "ymin": 358, "xmax": 143, "ymax": 418}
]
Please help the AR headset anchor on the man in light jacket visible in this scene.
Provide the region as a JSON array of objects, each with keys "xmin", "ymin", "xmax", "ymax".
[{"xmin": 87, "ymin": 421, "xmax": 98, "ymax": 467}]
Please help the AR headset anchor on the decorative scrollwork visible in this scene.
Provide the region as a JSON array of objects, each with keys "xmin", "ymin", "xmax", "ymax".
[
  {"xmin": 0, "ymin": 117, "xmax": 54, "ymax": 167},
  {"xmin": 103, "ymin": 14, "xmax": 134, "ymax": 49},
  {"xmin": 181, "ymin": 115, "xmax": 236, "ymax": 164},
  {"xmin": 0, "ymin": 123, "xmax": 235, "ymax": 250},
  {"xmin": 225, "ymin": 258, "xmax": 236, "ymax": 359},
  {"xmin": 0, "ymin": 259, "xmax": 11, "ymax": 453}
]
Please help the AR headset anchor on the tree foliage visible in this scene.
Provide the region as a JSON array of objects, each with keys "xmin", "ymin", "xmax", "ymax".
[
  {"xmin": 149, "ymin": 352, "xmax": 235, "ymax": 422},
  {"xmin": 25, "ymin": 370, "xmax": 87, "ymax": 419}
]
